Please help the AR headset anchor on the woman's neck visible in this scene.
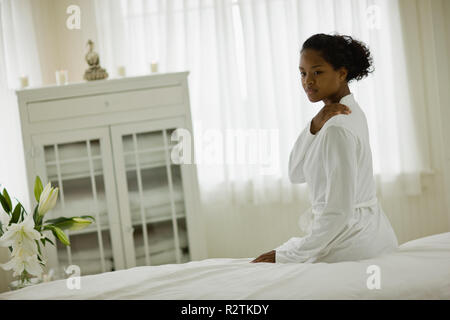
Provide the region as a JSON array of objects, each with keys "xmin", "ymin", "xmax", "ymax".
[{"xmin": 323, "ymin": 85, "xmax": 351, "ymax": 105}]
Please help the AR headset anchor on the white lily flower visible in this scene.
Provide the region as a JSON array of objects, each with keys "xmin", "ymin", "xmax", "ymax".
[
  {"xmin": 0, "ymin": 213, "xmax": 42, "ymax": 255},
  {"xmin": 1, "ymin": 250, "xmax": 43, "ymax": 277},
  {"xmin": 0, "ymin": 208, "xmax": 11, "ymax": 233},
  {"xmin": 37, "ymin": 182, "xmax": 59, "ymax": 217}
]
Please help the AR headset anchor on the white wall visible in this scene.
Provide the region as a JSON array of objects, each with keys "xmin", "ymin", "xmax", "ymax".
[{"xmin": 31, "ymin": 0, "xmax": 98, "ymax": 85}]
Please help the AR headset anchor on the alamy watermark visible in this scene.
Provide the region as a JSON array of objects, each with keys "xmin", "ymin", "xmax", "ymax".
[
  {"xmin": 170, "ymin": 124, "xmax": 280, "ymax": 176},
  {"xmin": 366, "ymin": 264, "xmax": 381, "ymax": 290},
  {"xmin": 366, "ymin": 5, "xmax": 381, "ymax": 30},
  {"xmin": 66, "ymin": 5, "xmax": 81, "ymax": 30},
  {"xmin": 65, "ymin": 264, "xmax": 81, "ymax": 290}
]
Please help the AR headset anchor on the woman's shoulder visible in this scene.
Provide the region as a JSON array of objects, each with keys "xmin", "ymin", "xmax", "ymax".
[{"xmin": 321, "ymin": 115, "xmax": 358, "ymax": 140}]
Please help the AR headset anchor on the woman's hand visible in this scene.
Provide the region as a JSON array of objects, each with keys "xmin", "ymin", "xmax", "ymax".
[
  {"xmin": 250, "ymin": 250, "xmax": 276, "ymax": 263},
  {"xmin": 311, "ymin": 103, "xmax": 351, "ymax": 134}
]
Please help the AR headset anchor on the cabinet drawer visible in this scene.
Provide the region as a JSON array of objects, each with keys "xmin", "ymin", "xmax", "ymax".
[{"xmin": 27, "ymin": 85, "xmax": 184, "ymax": 123}]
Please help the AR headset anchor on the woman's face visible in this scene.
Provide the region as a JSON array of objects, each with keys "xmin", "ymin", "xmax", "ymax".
[{"xmin": 299, "ymin": 49, "xmax": 348, "ymax": 103}]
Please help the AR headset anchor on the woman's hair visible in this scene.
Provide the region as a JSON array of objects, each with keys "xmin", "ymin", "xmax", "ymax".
[{"xmin": 301, "ymin": 33, "xmax": 374, "ymax": 82}]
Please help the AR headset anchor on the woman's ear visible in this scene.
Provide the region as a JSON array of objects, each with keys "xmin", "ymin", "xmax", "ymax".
[{"xmin": 338, "ymin": 66, "xmax": 348, "ymax": 82}]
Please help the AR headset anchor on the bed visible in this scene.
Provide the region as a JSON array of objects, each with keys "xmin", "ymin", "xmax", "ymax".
[{"xmin": 1, "ymin": 232, "xmax": 449, "ymax": 300}]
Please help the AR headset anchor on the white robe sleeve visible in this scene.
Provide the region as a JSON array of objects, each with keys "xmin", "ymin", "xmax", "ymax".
[
  {"xmin": 288, "ymin": 119, "xmax": 317, "ymax": 183},
  {"xmin": 276, "ymin": 125, "xmax": 358, "ymax": 263}
]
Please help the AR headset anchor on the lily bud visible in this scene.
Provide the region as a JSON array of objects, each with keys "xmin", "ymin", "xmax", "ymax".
[
  {"xmin": 37, "ymin": 183, "xmax": 59, "ymax": 217},
  {"xmin": 69, "ymin": 217, "xmax": 93, "ymax": 231}
]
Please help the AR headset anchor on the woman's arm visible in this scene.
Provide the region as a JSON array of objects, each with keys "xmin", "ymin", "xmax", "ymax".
[
  {"xmin": 288, "ymin": 119, "xmax": 318, "ymax": 183},
  {"xmin": 289, "ymin": 104, "xmax": 351, "ymax": 184},
  {"xmin": 277, "ymin": 125, "xmax": 358, "ymax": 263}
]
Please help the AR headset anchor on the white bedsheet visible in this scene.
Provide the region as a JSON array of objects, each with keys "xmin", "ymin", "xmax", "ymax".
[{"xmin": 1, "ymin": 232, "xmax": 449, "ymax": 300}]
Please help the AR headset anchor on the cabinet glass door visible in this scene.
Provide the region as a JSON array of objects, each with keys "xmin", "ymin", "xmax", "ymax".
[
  {"xmin": 111, "ymin": 119, "xmax": 191, "ymax": 268},
  {"xmin": 32, "ymin": 128, "xmax": 124, "ymax": 278}
]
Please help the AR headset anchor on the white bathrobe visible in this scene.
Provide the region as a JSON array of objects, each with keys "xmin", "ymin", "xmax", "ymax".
[{"xmin": 275, "ymin": 93, "xmax": 399, "ymax": 263}]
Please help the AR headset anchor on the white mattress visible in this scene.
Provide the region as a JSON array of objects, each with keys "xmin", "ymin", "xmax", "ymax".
[{"xmin": 1, "ymin": 232, "xmax": 449, "ymax": 299}]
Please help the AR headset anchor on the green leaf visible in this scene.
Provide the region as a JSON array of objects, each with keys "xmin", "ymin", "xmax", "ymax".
[
  {"xmin": 19, "ymin": 206, "xmax": 25, "ymax": 222},
  {"xmin": 43, "ymin": 217, "xmax": 73, "ymax": 230},
  {"xmin": 40, "ymin": 237, "xmax": 54, "ymax": 247},
  {"xmin": 43, "ymin": 216, "xmax": 71, "ymax": 225},
  {"xmin": 44, "ymin": 216, "xmax": 94, "ymax": 231},
  {"xmin": 33, "ymin": 205, "xmax": 39, "ymax": 226},
  {"xmin": 44, "ymin": 225, "xmax": 70, "ymax": 246},
  {"xmin": 34, "ymin": 176, "xmax": 44, "ymax": 203},
  {"xmin": 13, "ymin": 198, "xmax": 28, "ymax": 216},
  {"xmin": 35, "ymin": 239, "xmax": 42, "ymax": 256},
  {"xmin": 11, "ymin": 203, "xmax": 22, "ymax": 224},
  {"xmin": 44, "ymin": 237, "xmax": 54, "ymax": 246},
  {"xmin": 2, "ymin": 189, "xmax": 11, "ymax": 212},
  {"xmin": 0, "ymin": 193, "xmax": 11, "ymax": 213}
]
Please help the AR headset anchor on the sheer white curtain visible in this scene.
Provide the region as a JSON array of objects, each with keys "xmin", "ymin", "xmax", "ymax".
[
  {"xmin": 93, "ymin": 0, "xmax": 432, "ymax": 207},
  {"xmin": 0, "ymin": 0, "xmax": 42, "ymax": 212}
]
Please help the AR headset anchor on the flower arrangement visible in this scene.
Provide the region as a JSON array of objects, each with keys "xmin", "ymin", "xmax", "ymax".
[{"xmin": 0, "ymin": 176, "xmax": 94, "ymax": 289}]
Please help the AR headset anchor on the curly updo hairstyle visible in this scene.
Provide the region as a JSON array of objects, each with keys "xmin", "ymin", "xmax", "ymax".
[{"xmin": 301, "ymin": 33, "xmax": 374, "ymax": 83}]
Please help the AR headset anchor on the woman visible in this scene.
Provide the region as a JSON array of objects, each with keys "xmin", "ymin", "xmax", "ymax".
[{"xmin": 251, "ymin": 33, "xmax": 398, "ymax": 263}]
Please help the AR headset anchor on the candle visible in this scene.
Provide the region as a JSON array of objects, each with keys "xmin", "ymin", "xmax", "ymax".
[
  {"xmin": 55, "ymin": 70, "xmax": 68, "ymax": 85},
  {"xmin": 55, "ymin": 71, "xmax": 61, "ymax": 85},
  {"xmin": 150, "ymin": 61, "xmax": 158, "ymax": 73},
  {"xmin": 43, "ymin": 269, "xmax": 55, "ymax": 282},
  {"xmin": 19, "ymin": 76, "xmax": 29, "ymax": 88},
  {"xmin": 117, "ymin": 66, "xmax": 126, "ymax": 77}
]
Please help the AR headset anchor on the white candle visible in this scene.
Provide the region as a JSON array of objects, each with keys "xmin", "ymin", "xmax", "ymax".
[
  {"xmin": 150, "ymin": 61, "xmax": 158, "ymax": 73},
  {"xmin": 55, "ymin": 71, "xmax": 61, "ymax": 85},
  {"xmin": 117, "ymin": 66, "xmax": 126, "ymax": 77},
  {"xmin": 19, "ymin": 76, "xmax": 29, "ymax": 88},
  {"xmin": 55, "ymin": 70, "xmax": 68, "ymax": 85}
]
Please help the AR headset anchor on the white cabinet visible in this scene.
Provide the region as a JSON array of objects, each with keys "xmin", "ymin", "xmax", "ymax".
[{"xmin": 15, "ymin": 72, "xmax": 207, "ymax": 276}]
